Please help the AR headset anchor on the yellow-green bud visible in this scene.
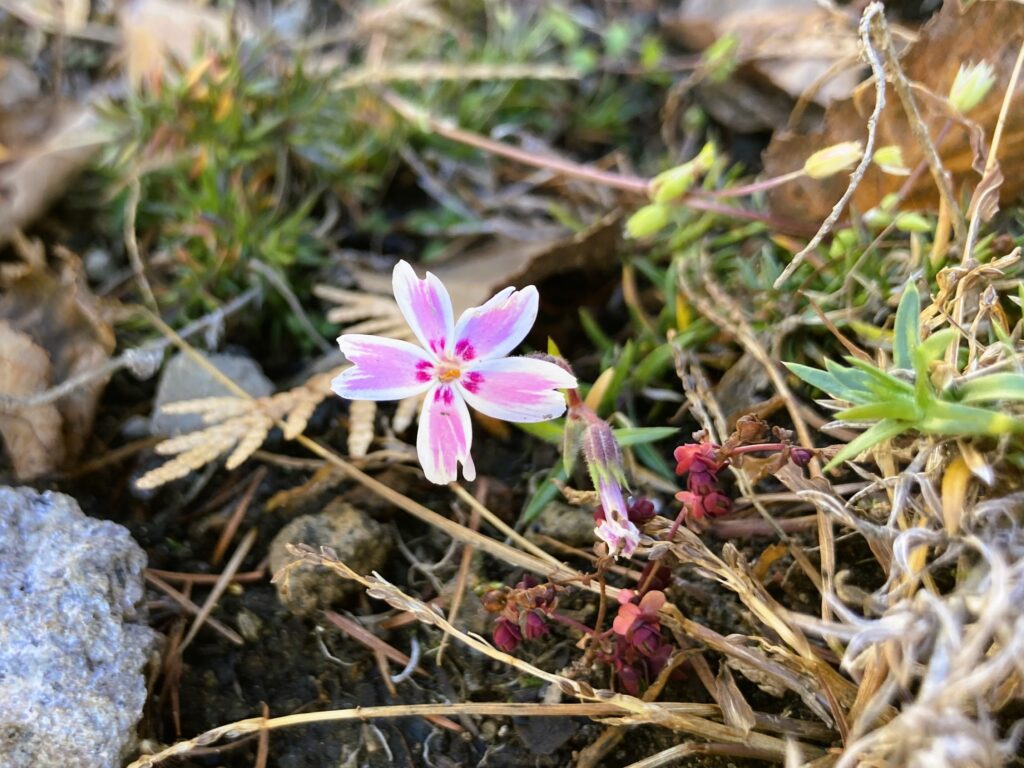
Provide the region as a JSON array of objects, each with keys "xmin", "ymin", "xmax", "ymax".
[
  {"xmin": 650, "ymin": 165, "xmax": 696, "ymax": 203},
  {"xmin": 894, "ymin": 212, "xmax": 933, "ymax": 233},
  {"xmin": 626, "ymin": 204, "xmax": 670, "ymax": 238},
  {"xmin": 872, "ymin": 145, "xmax": 909, "ymax": 176},
  {"xmin": 803, "ymin": 141, "xmax": 864, "ymax": 179},
  {"xmin": 949, "ymin": 61, "xmax": 995, "ymax": 114},
  {"xmin": 693, "ymin": 141, "xmax": 716, "ymax": 172},
  {"xmin": 863, "ymin": 207, "xmax": 893, "ymax": 230}
]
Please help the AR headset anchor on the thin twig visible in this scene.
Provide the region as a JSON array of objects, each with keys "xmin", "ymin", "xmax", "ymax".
[
  {"xmin": 773, "ymin": 2, "xmax": 887, "ymax": 289},
  {"xmin": 0, "ymin": 286, "xmax": 260, "ymax": 412},
  {"xmin": 248, "ymin": 261, "xmax": 332, "ymax": 353},
  {"xmin": 211, "ymin": 467, "xmax": 266, "ymax": 566},
  {"xmin": 145, "ymin": 572, "xmax": 244, "ymax": 646},
  {"xmin": 179, "ymin": 528, "xmax": 257, "ymax": 653},
  {"xmin": 124, "ymin": 176, "xmax": 158, "ymax": 311},
  {"xmin": 380, "ymin": 89, "xmax": 816, "ymax": 233},
  {"xmin": 872, "ymin": 7, "xmax": 964, "ymax": 238}
]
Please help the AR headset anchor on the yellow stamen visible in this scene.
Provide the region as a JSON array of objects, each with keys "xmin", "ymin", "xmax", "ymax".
[{"xmin": 439, "ymin": 367, "xmax": 461, "ymax": 382}]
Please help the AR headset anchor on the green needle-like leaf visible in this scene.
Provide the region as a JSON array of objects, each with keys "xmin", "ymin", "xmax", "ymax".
[
  {"xmin": 958, "ymin": 372, "xmax": 1024, "ymax": 403},
  {"xmin": 824, "ymin": 419, "xmax": 909, "ymax": 471}
]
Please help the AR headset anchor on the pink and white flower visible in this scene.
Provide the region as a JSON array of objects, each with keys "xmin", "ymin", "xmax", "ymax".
[
  {"xmin": 594, "ymin": 477, "xmax": 640, "ymax": 559},
  {"xmin": 332, "ymin": 260, "xmax": 577, "ymax": 484}
]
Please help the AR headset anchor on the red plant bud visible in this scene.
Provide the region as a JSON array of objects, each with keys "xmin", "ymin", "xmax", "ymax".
[
  {"xmin": 687, "ymin": 466, "xmax": 719, "ymax": 496},
  {"xmin": 493, "ymin": 618, "xmax": 522, "ymax": 653},
  {"xmin": 522, "ymin": 610, "xmax": 550, "ymax": 640},
  {"xmin": 616, "ymin": 662, "xmax": 642, "ymax": 696},
  {"xmin": 790, "ymin": 447, "xmax": 814, "ymax": 467},
  {"xmin": 628, "ymin": 498, "xmax": 656, "ymax": 524},
  {"xmin": 631, "ymin": 624, "xmax": 663, "ymax": 657},
  {"xmin": 702, "ymin": 491, "xmax": 732, "ymax": 518}
]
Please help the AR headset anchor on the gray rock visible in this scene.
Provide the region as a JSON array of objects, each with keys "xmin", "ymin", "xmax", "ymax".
[
  {"xmin": 526, "ymin": 501, "xmax": 597, "ymax": 549},
  {"xmin": 269, "ymin": 501, "xmax": 391, "ymax": 615},
  {"xmin": 0, "ymin": 487, "xmax": 159, "ymax": 768},
  {"xmin": 150, "ymin": 352, "xmax": 274, "ymax": 436}
]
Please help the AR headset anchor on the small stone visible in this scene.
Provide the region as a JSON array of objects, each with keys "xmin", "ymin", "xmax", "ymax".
[
  {"xmin": 268, "ymin": 500, "xmax": 391, "ymax": 615},
  {"xmin": 0, "ymin": 487, "xmax": 159, "ymax": 768},
  {"xmin": 150, "ymin": 352, "xmax": 274, "ymax": 436},
  {"xmin": 526, "ymin": 501, "xmax": 596, "ymax": 549}
]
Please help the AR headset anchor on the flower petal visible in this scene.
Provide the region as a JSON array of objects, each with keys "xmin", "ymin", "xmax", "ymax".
[
  {"xmin": 416, "ymin": 384, "xmax": 476, "ymax": 484},
  {"xmin": 453, "ymin": 285, "xmax": 538, "ymax": 361},
  {"xmin": 595, "ymin": 517, "xmax": 639, "ymax": 559},
  {"xmin": 392, "ymin": 260, "xmax": 454, "ymax": 358},
  {"xmin": 457, "ymin": 357, "xmax": 576, "ymax": 423},
  {"xmin": 334, "ymin": 334, "xmax": 434, "ymax": 400}
]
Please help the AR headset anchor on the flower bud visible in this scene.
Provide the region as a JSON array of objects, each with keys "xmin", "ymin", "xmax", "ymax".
[
  {"xmin": 627, "ymin": 498, "xmax": 656, "ymax": 524},
  {"xmin": 522, "ymin": 610, "xmax": 550, "ymax": 640},
  {"xmin": 790, "ymin": 447, "xmax": 814, "ymax": 467},
  {"xmin": 949, "ymin": 61, "xmax": 995, "ymax": 114},
  {"xmin": 616, "ymin": 662, "xmax": 642, "ymax": 696},
  {"xmin": 650, "ymin": 164, "xmax": 696, "ymax": 204},
  {"xmin": 894, "ymin": 212, "xmax": 933, "ymax": 233},
  {"xmin": 803, "ymin": 141, "xmax": 863, "ymax": 179},
  {"xmin": 493, "ymin": 618, "xmax": 522, "ymax": 653},
  {"xmin": 702, "ymin": 490, "xmax": 732, "ymax": 518},
  {"xmin": 631, "ymin": 624, "xmax": 663, "ymax": 657},
  {"xmin": 872, "ymin": 145, "xmax": 909, "ymax": 176},
  {"xmin": 626, "ymin": 204, "xmax": 670, "ymax": 239}
]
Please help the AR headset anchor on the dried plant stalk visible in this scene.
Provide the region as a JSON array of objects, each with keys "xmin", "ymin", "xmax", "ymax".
[{"xmin": 136, "ymin": 370, "xmax": 339, "ymax": 489}]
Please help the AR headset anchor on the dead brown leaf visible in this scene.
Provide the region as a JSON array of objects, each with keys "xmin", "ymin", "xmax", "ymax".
[
  {"xmin": 334, "ymin": 211, "xmax": 622, "ymax": 319},
  {"xmin": 0, "ymin": 322, "xmax": 64, "ymax": 478},
  {"xmin": 764, "ymin": 0, "xmax": 1024, "ymax": 222},
  {"xmin": 665, "ymin": 0, "xmax": 862, "ymax": 132},
  {"xmin": 0, "ymin": 245, "xmax": 115, "ymax": 474}
]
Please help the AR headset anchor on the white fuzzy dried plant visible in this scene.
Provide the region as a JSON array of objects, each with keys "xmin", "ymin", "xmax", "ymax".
[{"xmin": 136, "ymin": 369, "xmax": 339, "ymax": 489}]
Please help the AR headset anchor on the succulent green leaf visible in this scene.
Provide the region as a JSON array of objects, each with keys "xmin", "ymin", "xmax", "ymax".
[
  {"xmin": 517, "ymin": 419, "xmax": 565, "ymax": 444},
  {"xmin": 519, "ymin": 464, "xmax": 569, "ymax": 526},
  {"xmin": 920, "ymin": 401, "xmax": 1024, "ymax": 437},
  {"xmin": 836, "ymin": 401, "xmax": 921, "ymax": 422},
  {"xmin": 612, "ymin": 426, "xmax": 679, "ymax": 446},
  {"xmin": 958, "ymin": 372, "xmax": 1024, "ymax": 403},
  {"xmin": 824, "ymin": 419, "xmax": 909, "ymax": 471},
  {"xmin": 785, "ymin": 362, "xmax": 846, "ymax": 399},
  {"xmin": 893, "ymin": 282, "xmax": 921, "ymax": 370}
]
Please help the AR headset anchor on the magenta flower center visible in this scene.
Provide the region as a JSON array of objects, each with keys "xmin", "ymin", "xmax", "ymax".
[{"xmin": 415, "ymin": 350, "xmax": 484, "ymax": 394}]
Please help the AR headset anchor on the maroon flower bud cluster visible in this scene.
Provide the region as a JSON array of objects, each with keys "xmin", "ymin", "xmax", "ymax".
[
  {"xmin": 598, "ymin": 589, "xmax": 674, "ymax": 695},
  {"xmin": 483, "ymin": 575, "xmax": 558, "ymax": 654},
  {"xmin": 593, "ymin": 496, "xmax": 657, "ymax": 527},
  {"xmin": 673, "ymin": 440, "xmax": 731, "ymax": 526}
]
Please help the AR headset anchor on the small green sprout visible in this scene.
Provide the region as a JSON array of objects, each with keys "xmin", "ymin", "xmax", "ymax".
[{"xmin": 786, "ymin": 283, "xmax": 1024, "ymax": 470}]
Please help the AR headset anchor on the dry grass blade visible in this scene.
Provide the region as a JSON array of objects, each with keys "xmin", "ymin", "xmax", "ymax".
[
  {"xmin": 126, "ymin": 701, "xmax": 736, "ymax": 768},
  {"xmin": 276, "ymin": 545, "xmax": 813, "ymax": 760}
]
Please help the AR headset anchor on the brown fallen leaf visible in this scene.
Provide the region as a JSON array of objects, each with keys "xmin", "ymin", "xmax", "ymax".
[
  {"xmin": 664, "ymin": 0, "xmax": 862, "ymax": 132},
  {"xmin": 330, "ymin": 211, "xmax": 622, "ymax": 318},
  {"xmin": 0, "ymin": 44, "xmax": 109, "ymax": 244},
  {"xmin": 0, "ymin": 322, "xmax": 64, "ymax": 478},
  {"xmin": 0, "ymin": 243, "xmax": 115, "ymax": 474},
  {"xmin": 764, "ymin": 0, "xmax": 1024, "ymax": 222}
]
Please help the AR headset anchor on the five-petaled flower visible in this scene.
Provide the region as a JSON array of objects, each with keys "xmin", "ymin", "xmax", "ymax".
[{"xmin": 332, "ymin": 260, "xmax": 577, "ymax": 484}]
